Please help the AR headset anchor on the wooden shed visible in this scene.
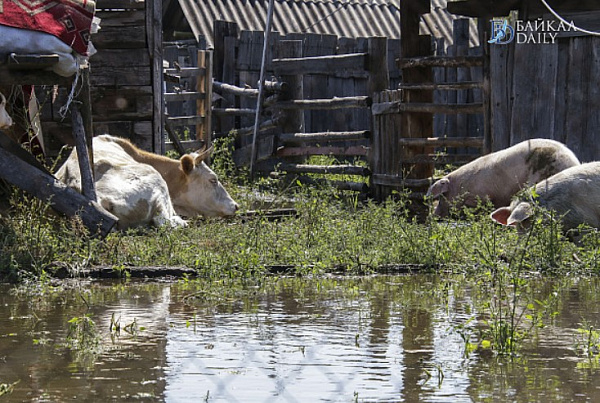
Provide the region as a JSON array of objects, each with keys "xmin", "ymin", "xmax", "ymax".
[
  {"xmin": 449, "ymin": 0, "xmax": 600, "ymax": 161},
  {"xmin": 39, "ymin": 0, "xmax": 164, "ymax": 156}
]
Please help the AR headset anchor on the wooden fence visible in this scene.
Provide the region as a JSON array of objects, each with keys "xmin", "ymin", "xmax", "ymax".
[
  {"xmin": 205, "ymin": 31, "xmax": 393, "ymax": 193},
  {"xmin": 490, "ymin": 33, "xmax": 600, "ymax": 162},
  {"xmin": 371, "ymin": 16, "xmax": 489, "ymax": 201},
  {"xmin": 163, "ymin": 42, "xmax": 213, "ymax": 153},
  {"xmin": 211, "ymin": 21, "xmax": 401, "ymax": 136}
]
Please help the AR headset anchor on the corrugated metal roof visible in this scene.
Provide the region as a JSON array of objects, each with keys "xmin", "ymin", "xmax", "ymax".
[{"xmin": 167, "ymin": 0, "xmax": 479, "ymax": 48}]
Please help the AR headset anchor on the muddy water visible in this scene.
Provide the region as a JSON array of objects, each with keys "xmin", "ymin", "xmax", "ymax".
[{"xmin": 0, "ymin": 275, "xmax": 600, "ymax": 402}]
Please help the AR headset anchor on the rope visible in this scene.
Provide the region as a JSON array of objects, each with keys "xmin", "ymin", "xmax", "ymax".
[
  {"xmin": 58, "ymin": 60, "xmax": 82, "ymax": 119},
  {"xmin": 539, "ymin": 0, "xmax": 600, "ymax": 37}
]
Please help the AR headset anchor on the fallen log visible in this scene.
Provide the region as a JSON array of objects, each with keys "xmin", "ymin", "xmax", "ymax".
[{"xmin": 0, "ymin": 146, "xmax": 117, "ymax": 237}]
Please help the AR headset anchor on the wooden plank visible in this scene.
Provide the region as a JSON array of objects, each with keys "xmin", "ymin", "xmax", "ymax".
[
  {"xmin": 168, "ymin": 116, "xmax": 205, "ymax": 126},
  {"xmin": 272, "ymin": 53, "xmax": 367, "ymax": 75},
  {"xmin": 276, "ymin": 162, "xmax": 370, "ymax": 176},
  {"xmin": 0, "ymin": 147, "xmax": 117, "ymax": 237},
  {"xmin": 164, "ymin": 92, "xmax": 205, "ymax": 102},
  {"xmin": 276, "ymin": 96, "xmax": 372, "ymax": 110},
  {"xmin": 212, "ymin": 108, "xmax": 256, "ymax": 116},
  {"xmin": 233, "ymin": 135, "xmax": 274, "ymax": 166},
  {"xmin": 401, "ymin": 153, "xmax": 480, "ymax": 164},
  {"xmin": 164, "ymin": 67, "xmax": 206, "ymax": 78},
  {"xmin": 92, "ymin": 24, "xmax": 146, "ymax": 49},
  {"xmin": 397, "ymin": 136, "xmax": 484, "ymax": 147},
  {"xmin": 397, "ymin": 55, "xmax": 484, "ymax": 68},
  {"xmin": 147, "ymin": 0, "xmax": 163, "ymax": 154},
  {"xmin": 165, "ymin": 139, "xmax": 204, "ymax": 152},
  {"xmin": 91, "ymin": 49, "xmax": 150, "ymax": 68},
  {"xmin": 367, "ymin": 37, "xmax": 389, "ymax": 95},
  {"xmin": 89, "ymin": 67, "xmax": 152, "ymax": 86},
  {"xmin": 295, "ymin": 175, "xmax": 369, "ymax": 192},
  {"xmin": 398, "ymin": 82, "xmax": 483, "ymax": 90},
  {"xmin": 373, "ymin": 101, "xmax": 483, "ymax": 115},
  {"xmin": 6, "ymin": 54, "xmax": 59, "ymax": 69},
  {"xmin": 279, "ymin": 130, "xmax": 370, "ymax": 143},
  {"xmin": 371, "ymin": 174, "xmax": 433, "ymax": 188},
  {"xmin": 276, "ymin": 145, "xmax": 369, "ymax": 157}
]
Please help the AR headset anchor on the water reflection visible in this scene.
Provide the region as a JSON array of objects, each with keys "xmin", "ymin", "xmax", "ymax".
[{"xmin": 0, "ymin": 275, "xmax": 599, "ymax": 402}]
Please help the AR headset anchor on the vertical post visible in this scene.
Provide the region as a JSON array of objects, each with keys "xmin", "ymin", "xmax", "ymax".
[
  {"xmin": 367, "ymin": 37, "xmax": 389, "ymax": 96},
  {"xmin": 478, "ymin": 18, "xmax": 493, "ymax": 154},
  {"xmin": 219, "ymin": 36, "xmax": 238, "ymax": 132},
  {"xmin": 400, "ymin": 0, "xmax": 434, "ymax": 187},
  {"xmin": 249, "ymin": 0, "xmax": 276, "ymax": 179},
  {"xmin": 78, "ymin": 66, "xmax": 94, "ymax": 170},
  {"xmin": 197, "ymin": 50, "xmax": 213, "ymax": 160},
  {"xmin": 454, "ymin": 19, "xmax": 470, "ymax": 152},
  {"xmin": 277, "ymin": 40, "xmax": 304, "ymax": 160},
  {"xmin": 147, "ymin": 0, "xmax": 164, "ymax": 154},
  {"xmin": 71, "ymin": 103, "xmax": 96, "ymax": 202}
]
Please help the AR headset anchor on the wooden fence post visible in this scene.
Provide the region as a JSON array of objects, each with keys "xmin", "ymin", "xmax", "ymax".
[
  {"xmin": 367, "ymin": 37, "xmax": 389, "ymax": 96},
  {"xmin": 277, "ymin": 40, "xmax": 305, "ymax": 163},
  {"xmin": 197, "ymin": 50, "xmax": 213, "ymax": 160}
]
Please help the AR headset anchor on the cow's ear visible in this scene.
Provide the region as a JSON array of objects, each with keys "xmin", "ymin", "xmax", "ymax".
[
  {"xmin": 180, "ymin": 155, "xmax": 195, "ymax": 175},
  {"xmin": 490, "ymin": 207, "xmax": 512, "ymax": 225},
  {"xmin": 195, "ymin": 146, "xmax": 213, "ymax": 164},
  {"xmin": 426, "ymin": 178, "xmax": 449, "ymax": 198}
]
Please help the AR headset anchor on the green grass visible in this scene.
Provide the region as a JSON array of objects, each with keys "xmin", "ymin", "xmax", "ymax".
[{"xmin": 0, "ymin": 136, "xmax": 598, "ymax": 282}]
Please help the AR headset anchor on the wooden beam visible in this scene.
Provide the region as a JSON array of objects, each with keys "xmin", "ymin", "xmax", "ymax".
[
  {"xmin": 277, "ymin": 145, "xmax": 369, "ymax": 157},
  {"xmin": 167, "ymin": 116, "xmax": 205, "ymax": 126},
  {"xmin": 272, "ymin": 53, "xmax": 367, "ymax": 75},
  {"xmin": 279, "ymin": 130, "xmax": 370, "ymax": 143},
  {"xmin": 372, "ymin": 101, "xmax": 484, "ymax": 115},
  {"xmin": 0, "ymin": 147, "xmax": 117, "ymax": 237},
  {"xmin": 398, "ymin": 82, "xmax": 483, "ymax": 91},
  {"xmin": 397, "ymin": 55, "xmax": 484, "ymax": 69},
  {"xmin": 276, "ymin": 162, "xmax": 370, "ymax": 176},
  {"xmin": 163, "ymin": 67, "xmax": 206, "ymax": 78},
  {"xmin": 164, "ymin": 92, "xmax": 204, "ymax": 102},
  {"xmin": 212, "ymin": 108, "xmax": 256, "ymax": 116},
  {"xmin": 276, "ymin": 96, "xmax": 372, "ymax": 111},
  {"xmin": 397, "ymin": 136, "xmax": 484, "ymax": 148},
  {"xmin": 213, "ymin": 80, "xmax": 259, "ymax": 97}
]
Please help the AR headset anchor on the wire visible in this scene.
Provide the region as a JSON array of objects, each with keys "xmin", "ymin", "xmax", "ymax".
[{"xmin": 539, "ymin": 0, "xmax": 600, "ymax": 37}]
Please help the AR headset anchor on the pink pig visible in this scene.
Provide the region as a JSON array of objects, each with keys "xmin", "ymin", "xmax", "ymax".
[
  {"xmin": 426, "ymin": 139, "xmax": 580, "ymax": 217},
  {"xmin": 491, "ymin": 162, "xmax": 600, "ymax": 236}
]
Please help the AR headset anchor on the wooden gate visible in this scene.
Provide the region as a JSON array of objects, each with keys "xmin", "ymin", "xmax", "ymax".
[
  {"xmin": 163, "ymin": 44, "xmax": 213, "ymax": 154},
  {"xmin": 371, "ymin": 12, "xmax": 490, "ymax": 202}
]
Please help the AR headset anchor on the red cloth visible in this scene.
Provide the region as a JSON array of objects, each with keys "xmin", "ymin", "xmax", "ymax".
[{"xmin": 0, "ymin": 0, "xmax": 95, "ymax": 55}]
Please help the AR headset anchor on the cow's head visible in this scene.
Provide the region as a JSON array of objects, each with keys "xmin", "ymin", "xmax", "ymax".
[
  {"xmin": 172, "ymin": 147, "xmax": 239, "ymax": 218},
  {"xmin": 0, "ymin": 92, "xmax": 13, "ymax": 129}
]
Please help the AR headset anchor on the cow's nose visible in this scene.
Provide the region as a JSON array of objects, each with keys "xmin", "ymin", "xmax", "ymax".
[{"xmin": 234, "ymin": 203, "xmax": 240, "ymax": 212}]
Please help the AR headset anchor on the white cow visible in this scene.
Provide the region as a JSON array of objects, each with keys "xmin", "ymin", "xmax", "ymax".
[
  {"xmin": 56, "ymin": 134, "xmax": 239, "ymax": 229},
  {"xmin": 0, "ymin": 92, "xmax": 13, "ymax": 129}
]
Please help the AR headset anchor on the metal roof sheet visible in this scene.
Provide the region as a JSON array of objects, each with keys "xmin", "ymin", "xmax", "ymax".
[{"xmin": 166, "ymin": 0, "xmax": 479, "ymax": 48}]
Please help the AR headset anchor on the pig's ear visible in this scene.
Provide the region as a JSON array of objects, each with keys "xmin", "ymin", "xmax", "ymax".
[
  {"xmin": 490, "ymin": 207, "xmax": 512, "ymax": 225},
  {"xmin": 507, "ymin": 202, "xmax": 533, "ymax": 226},
  {"xmin": 427, "ymin": 178, "xmax": 449, "ymax": 198}
]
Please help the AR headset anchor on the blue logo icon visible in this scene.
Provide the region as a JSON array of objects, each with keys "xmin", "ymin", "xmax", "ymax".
[{"xmin": 489, "ymin": 20, "xmax": 515, "ymax": 44}]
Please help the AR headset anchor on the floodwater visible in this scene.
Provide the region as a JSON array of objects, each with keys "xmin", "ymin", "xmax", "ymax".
[{"xmin": 1, "ymin": 274, "xmax": 600, "ymax": 402}]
